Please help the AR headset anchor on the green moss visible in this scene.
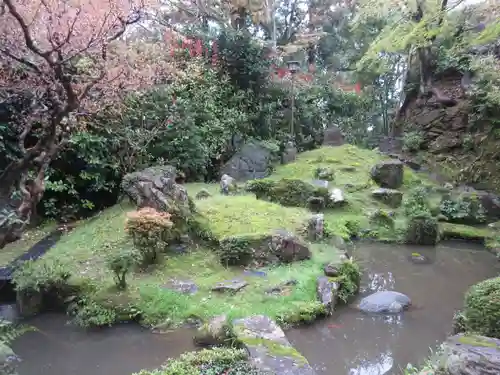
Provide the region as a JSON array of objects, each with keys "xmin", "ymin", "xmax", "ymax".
[
  {"xmin": 440, "ymin": 223, "xmax": 494, "ymax": 242},
  {"xmin": 195, "ymin": 194, "xmax": 307, "ymax": 239},
  {"xmin": 235, "ymin": 336, "xmax": 308, "ymax": 365},
  {"xmin": 457, "ymin": 335, "xmax": 500, "ymax": 348}
]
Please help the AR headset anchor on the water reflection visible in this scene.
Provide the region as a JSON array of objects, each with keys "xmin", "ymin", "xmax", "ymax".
[{"xmin": 288, "ymin": 241, "xmax": 500, "ymax": 375}]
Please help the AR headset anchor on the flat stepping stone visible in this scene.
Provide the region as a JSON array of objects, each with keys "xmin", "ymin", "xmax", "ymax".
[
  {"xmin": 212, "ymin": 279, "xmax": 248, "ymax": 293},
  {"xmin": 162, "ymin": 280, "xmax": 198, "ymax": 295},
  {"xmin": 232, "ymin": 315, "xmax": 316, "ymax": 374},
  {"xmin": 243, "ymin": 269, "xmax": 267, "ymax": 277},
  {"xmin": 311, "ymin": 179, "xmax": 329, "ymax": 188}
]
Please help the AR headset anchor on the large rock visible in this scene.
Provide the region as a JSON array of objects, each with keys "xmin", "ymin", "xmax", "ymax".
[
  {"xmin": 220, "ymin": 141, "xmax": 275, "ymax": 181},
  {"xmin": 323, "ymin": 126, "xmax": 344, "ymax": 146},
  {"xmin": 443, "ymin": 334, "xmax": 500, "ymax": 375},
  {"xmin": 271, "ymin": 230, "xmax": 311, "ymax": 263},
  {"xmin": 371, "ymin": 188, "xmax": 403, "ymax": 208},
  {"xmin": 358, "ymin": 291, "xmax": 411, "ymax": 314},
  {"xmin": 405, "ymin": 216, "xmax": 439, "ymax": 245},
  {"xmin": 370, "ymin": 160, "xmax": 404, "ymax": 189},
  {"xmin": 121, "ymin": 165, "xmax": 192, "ymax": 218},
  {"xmin": 316, "ymin": 276, "xmax": 339, "ymax": 315},
  {"xmin": 193, "ymin": 315, "xmax": 230, "ymax": 347},
  {"xmin": 232, "ymin": 315, "xmax": 316, "ymax": 375}
]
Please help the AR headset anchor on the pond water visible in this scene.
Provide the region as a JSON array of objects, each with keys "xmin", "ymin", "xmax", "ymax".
[
  {"xmin": 5, "ymin": 240, "xmax": 500, "ymax": 375},
  {"xmin": 287, "ymin": 241, "xmax": 500, "ymax": 375},
  {"xmin": 11, "ymin": 314, "xmax": 196, "ymax": 375}
]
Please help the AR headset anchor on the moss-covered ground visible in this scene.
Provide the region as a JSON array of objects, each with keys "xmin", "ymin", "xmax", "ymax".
[{"xmin": 6, "ymin": 144, "xmax": 500, "ymax": 328}]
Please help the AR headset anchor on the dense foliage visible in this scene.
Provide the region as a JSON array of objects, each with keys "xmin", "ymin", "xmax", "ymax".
[{"xmin": 464, "ymin": 277, "xmax": 500, "ymax": 338}]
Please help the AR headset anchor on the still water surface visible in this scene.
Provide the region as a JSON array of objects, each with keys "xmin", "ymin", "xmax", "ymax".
[
  {"xmin": 287, "ymin": 241, "xmax": 500, "ymax": 374},
  {"xmin": 9, "ymin": 241, "xmax": 500, "ymax": 375}
]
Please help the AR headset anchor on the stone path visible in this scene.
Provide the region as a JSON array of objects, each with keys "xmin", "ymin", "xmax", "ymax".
[{"xmin": 232, "ymin": 315, "xmax": 316, "ymax": 375}]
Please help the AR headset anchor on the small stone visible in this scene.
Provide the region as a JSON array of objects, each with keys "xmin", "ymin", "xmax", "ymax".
[
  {"xmin": 328, "ymin": 188, "xmax": 346, "ymax": 207},
  {"xmin": 195, "ymin": 188, "xmax": 211, "ymax": 200},
  {"xmin": 323, "ymin": 263, "xmax": 339, "ymax": 277},
  {"xmin": 409, "ymin": 252, "xmax": 429, "ymax": 264},
  {"xmin": 314, "ymin": 167, "xmax": 335, "ymax": 181},
  {"xmin": 307, "ymin": 196, "xmax": 325, "ymax": 212},
  {"xmin": 311, "ymin": 179, "xmax": 329, "ymax": 189},
  {"xmin": 162, "ymin": 280, "xmax": 198, "ymax": 295},
  {"xmin": 212, "ymin": 279, "xmax": 248, "ymax": 293},
  {"xmin": 340, "ymin": 166, "xmax": 357, "ymax": 172},
  {"xmin": 265, "ymin": 279, "xmax": 298, "ymax": 295},
  {"xmin": 371, "ymin": 188, "xmax": 403, "ymax": 208},
  {"xmin": 243, "ymin": 269, "xmax": 267, "ymax": 277}
]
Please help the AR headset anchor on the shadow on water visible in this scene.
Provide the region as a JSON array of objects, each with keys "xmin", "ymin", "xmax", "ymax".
[
  {"xmin": 10, "ymin": 313, "xmax": 197, "ymax": 375},
  {"xmin": 287, "ymin": 240, "xmax": 500, "ymax": 375}
]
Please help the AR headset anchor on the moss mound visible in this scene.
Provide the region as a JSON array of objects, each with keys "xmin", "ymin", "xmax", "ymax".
[{"xmin": 464, "ymin": 277, "xmax": 500, "ymax": 338}]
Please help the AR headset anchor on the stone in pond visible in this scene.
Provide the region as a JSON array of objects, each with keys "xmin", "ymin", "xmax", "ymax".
[
  {"xmin": 323, "ymin": 263, "xmax": 339, "ymax": 277},
  {"xmin": 212, "ymin": 279, "xmax": 248, "ymax": 293},
  {"xmin": 232, "ymin": 315, "xmax": 316, "ymax": 375},
  {"xmin": 358, "ymin": 291, "xmax": 411, "ymax": 314},
  {"xmin": 317, "ymin": 276, "xmax": 339, "ymax": 315},
  {"xmin": 371, "ymin": 188, "xmax": 403, "ymax": 208},
  {"xmin": 163, "ymin": 280, "xmax": 198, "ymax": 295},
  {"xmin": 443, "ymin": 334, "xmax": 500, "ymax": 375}
]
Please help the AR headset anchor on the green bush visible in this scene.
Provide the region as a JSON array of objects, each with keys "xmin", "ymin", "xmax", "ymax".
[
  {"xmin": 402, "ymin": 131, "xmax": 424, "ymax": 153},
  {"xmin": 464, "ymin": 277, "xmax": 500, "ymax": 338},
  {"xmin": 106, "ymin": 248, "xmax": 141, "ymax": 290},
  {"xmin": 245, "ymin": 178, "xmax": 276, "ymax": 199},
  {"xmin": 440, "ymin": 194, "xmax": 486, "ymax": 224},
  {"xmin": 403, "ymin": 186, "xmax": 431, "ymax": 217},
  {"xmin": 12, "ymin": 259, "xmax": 70, "ymax": 294},
  {"xmin": 337, "ymin": 259, "xmax": 362, "ymax": 303},
  {"xmin": 314, "ymin": 166, "xmax": 335, "ymax": 181},
  {"xmin": 134, "ymin": 347, "xmax": 263, "ymax": 375},
  {"xmin": 68, "ymin": 297, "xmax": 119, "ymax": 328},
  {"xmin": 218, "ymin": 235, "xmax": 268, "ymax": 266},
  {"xmin": 369, "ymin": 209, "xmax": 395, "ymax": 229}
]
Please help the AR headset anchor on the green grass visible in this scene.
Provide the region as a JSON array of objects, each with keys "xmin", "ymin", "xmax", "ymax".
[
  {"xmin": 440, "ymin": 223, "xmax": 495, "ymax": 242},
  {"xmin": 0, "ymin": 222, "xmax": 57, "ymax": 267}
]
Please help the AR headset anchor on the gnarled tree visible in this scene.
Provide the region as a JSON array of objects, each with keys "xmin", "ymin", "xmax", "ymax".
[{"xmin": 0, "ymin": 0, "xmax": 159, "ymax": 247}]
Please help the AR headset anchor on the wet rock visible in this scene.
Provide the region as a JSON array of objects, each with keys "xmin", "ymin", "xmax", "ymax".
[
  {"xmin": 314, "ymin": 167, "xmax": 335, "ymax": 181},
  {"xmin": 305, "ymin": 214, "xmax": 324, "ymax": 241},
  {"xmin": 323, "ymin": 263, "xmax": 339, "ymax": 277},
  {"xmin": 212, "ymin": 279, "xmax": 248, "ymax": 293},
  {"xmin": 317, "ymin": 276, "xmax": 339, "ymax": 315},
  {"xmin": 232, "ymin": 315, "xmax": 316, "ymax": 375},
  {"xmin": 443, "ymin": 334, "xmax": 500, "ymax": 375},
  {"xmin": 121, "ymin": 165, "xmax": 191, "ymax": 216},
  {"xmin": 220, "ymin": 174, "xmax": 236, "ymax": 195},
  {"xmin": 220, "ymin": 141, "xmax": 275, "ymax": 181},
  {"xmin": 195, "ymin": 188, "xmax": 211, "ymax": 200},
  {"xmin": 271, "ymin": 229, "xmax": 311, "ymax": 263},
  {"xmin": 265, "ymin": 279, "xmax": 297, "ymax": 295},
  {"xmin": 162, "ymin": 280, "xmax": 198, "ymax": 295},
  {"xmin": 329, "ymin": 188, "xmax": 345, "ymax": 207},
  {"xmin": 371, "ymin": 188, "xmax": 403, "ymax": 208},
  {"xmin": 193, "ymin": 315, "xmax": 230, "ymax": 347},
  {"xmin": 358, "ymin": 291, "xmax": 411, "ymax": 314},
  {"xmin": 323, "ymin": 126, "xmax": 344, "ymax": 146},
  {"xmin": 370, "ymin": 160, "xmax": 404, "ymax": 189},
  {"xmin": 409, "ymin": 252, "xmax": 429, "ymax": 264}
]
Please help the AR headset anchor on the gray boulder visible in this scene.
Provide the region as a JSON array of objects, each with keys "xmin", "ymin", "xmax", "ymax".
[
  {"xmin": 371, "ymin": 188, "xmax": 403, "ymax": 208},
  {"xmin": 317, "ymin": 276, "xmax": 339, "ymax": 315},
  {"xmin": 221, "ymin": 141, "xmax": 275, "ymax": 181},
  {"xmin": 220, "ymin": 174, "xmax": 236, "ymax": 195},
  {"xmin": 443, "ymin": 334, "xmax": 500, "ymax": 375},
  {"xmin": 232, "ymin": 315, "xmax": 316, "ymax": 375},
  {"xmin": 370, "ymin": 160, "xmax": 404, "ymax": 189},
  {"xmin": 193, "ymin": 315, "xmax": 230, "ymax": 347},
  {"xmin": 121, "ymin": 165, "xmax": 191, "ymax": 217},
  {"xmin": 323, "ymin": 126, "xmax": 344, "ymax": 146},
  {"xmin": 358, "ymin": 291, "xmax": 411, "ymax": 314},
  {"xmin": 271, "ymin": 230, "xmax": 311, "ymax": 263}
]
